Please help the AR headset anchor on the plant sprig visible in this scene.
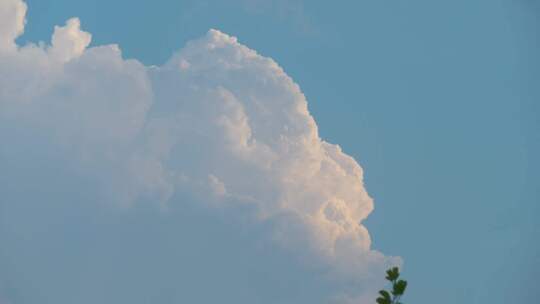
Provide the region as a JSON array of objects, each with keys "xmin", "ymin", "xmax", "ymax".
[{"xmin": 376, "ymin": 267, "xmax": 408, "ymax": 304}]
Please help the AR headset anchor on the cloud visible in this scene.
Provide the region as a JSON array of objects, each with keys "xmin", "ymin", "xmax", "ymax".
[
  {"xmin": 49, "ymin": 18, "xmax": 92, "ymax": 63},
  {"xmin": 0, "ymin": 0, "xmax": 26, "ymax": 51},
  {"xmin": 0, "ymin": 1, "xmax": 400, "ymax": 303}
]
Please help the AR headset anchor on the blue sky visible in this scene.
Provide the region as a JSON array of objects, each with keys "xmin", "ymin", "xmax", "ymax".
[{"xmin": 3, "ymin": 0, "xmax": 539, "ymax": 303}]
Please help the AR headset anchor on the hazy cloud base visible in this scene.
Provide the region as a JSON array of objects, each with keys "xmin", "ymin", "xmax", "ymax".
[{"xmin": 0, "ymin": 1, "xmax": 400, "ymax": 303}]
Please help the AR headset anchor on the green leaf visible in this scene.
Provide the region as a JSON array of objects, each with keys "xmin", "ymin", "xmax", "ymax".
[
  {"xmin": 392, "ymin": 280, "xmax": 408, "ymax": 296},
  {"xmin": 386, "ymin": 269, "xmax": 395, "ymax": 281},
  {"xmin": 376, "ymin": 297, "xmax": 390, "ymax": 304},
  {"xmin": 379, "ymin": 290, "xmax": 391, "ymax": 301},
  {"xmin": 385, "ymin": 270, "xmax": 392, "ymax": 281},
  {"xmin": 385, "ymin": 267, "xmax": 400, "ymax": 281},
  {"xmin": 392, "ymin": 267, "xmax": 400, "ymax": 279}
]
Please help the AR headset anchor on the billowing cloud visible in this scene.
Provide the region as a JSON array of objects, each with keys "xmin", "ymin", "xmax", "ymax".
[
  {"xmin": 0, "ymin": 1, "xmax": 400, "ymax": 303},
  {"xmin": 0, "ymin": 0, "xmax": 26, "ymax": 51}
]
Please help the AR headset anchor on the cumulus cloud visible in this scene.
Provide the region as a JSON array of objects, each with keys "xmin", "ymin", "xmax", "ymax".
[
  {"xmin": 0, "ymin": 1, "xmax": 400, "ymax": 303},
  {"xmin": 0, "ymin": 0, "xmax": 26, "ymax": 51},
  {"xmin": 49, "ymin": 18, "xmax": 92, "ymax": 63}
]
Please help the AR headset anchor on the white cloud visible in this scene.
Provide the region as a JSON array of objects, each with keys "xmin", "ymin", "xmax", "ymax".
[
  {"xmin": 0, "ymin": 1, "xmax": 400, "ymax": 303},
  {"xmin": 0, "ymin": 0, "xmax": 26, "ymax": 51},
  {"xmin": 49, "ymin": 18, "xmax": 91, "ymax": 63}
]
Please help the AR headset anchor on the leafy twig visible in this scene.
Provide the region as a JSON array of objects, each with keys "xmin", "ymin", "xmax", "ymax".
[{"xmin": 376, "ymin": 267, "xmax": 408, "ymax": 304}]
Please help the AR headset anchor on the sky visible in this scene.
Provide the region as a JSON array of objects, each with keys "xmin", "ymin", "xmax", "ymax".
[{"xmin": 1, "ymin": 0, "xmax": 539, "ymax": 303}]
